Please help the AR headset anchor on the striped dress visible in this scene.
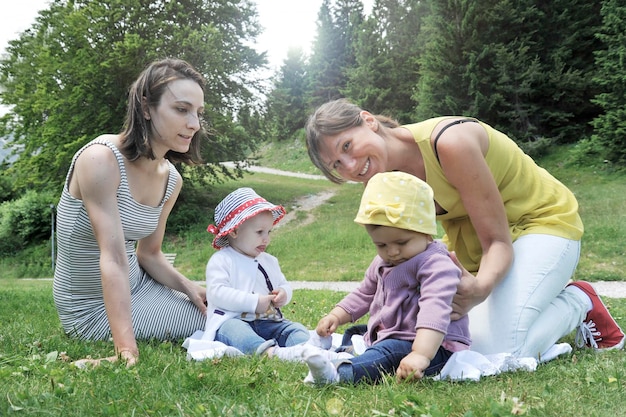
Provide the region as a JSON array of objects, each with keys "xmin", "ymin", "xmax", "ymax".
[{"xmin": 52, "ymin": 139, "xmax": 205, "ymax": 341}]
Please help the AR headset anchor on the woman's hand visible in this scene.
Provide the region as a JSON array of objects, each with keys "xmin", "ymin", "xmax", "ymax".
[
  {"xmin": 72, "ymin": 348, "xmax": 139, "ymax": 369},
  {"xmin": 449, "ymin": 252, "xmax": 487, "ymax": 320},
  {"xmin": 186, "ymin": 281, "xmax": 207, "ymax": 315}
]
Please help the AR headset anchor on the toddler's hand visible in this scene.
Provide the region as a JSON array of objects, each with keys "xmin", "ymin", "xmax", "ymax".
[
  {"xmin": 271, "ymin": 288, "xmax": 287, "ymax": 307},
  {"xmin": 255, "ymin": 294, "xmax": 275, "ymax": 313},
  {"xmin": 73, "ymin": 349, "xmax": 138, "ymax": 369},
  {"xmin": 316, "ymin": 314, "xmax": 339, "ymax": 337},
  {"xmin": 396, "ymin": 351, "xmax": 431, "ymax": 382}
]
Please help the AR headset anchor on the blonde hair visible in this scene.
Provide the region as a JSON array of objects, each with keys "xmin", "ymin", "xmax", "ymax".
[{"xmin": 305, "ymin": 99, "xmax": 400, "ymax": 184}]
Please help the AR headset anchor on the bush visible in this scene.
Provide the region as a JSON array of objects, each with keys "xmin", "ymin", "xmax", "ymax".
[
  {"xmin": 518, "ymin": 136, "xmax": 553, "ymax": 159},
  {"xmin": 167, "ymin": 184, "xmax": 216, "ymax": 234},
  {"xmin": 0, "ymin": 190, "xmax": 57, "ymax": 255}
]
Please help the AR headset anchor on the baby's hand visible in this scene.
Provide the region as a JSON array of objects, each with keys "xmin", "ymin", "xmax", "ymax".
[
  {"xmin": 271, "ymin": 288, "xmax": 287, "ymax": 307},
  {"xmin": 255, "ymin": 294, "xmax": 275, "ymax": 313},
  {"xmin": 396, "ymin": 352, "xmax": 431, "ymax": 382},
  {"xmin": 316, "ymin": 314, "xmax": 339, "ymax": 337}
]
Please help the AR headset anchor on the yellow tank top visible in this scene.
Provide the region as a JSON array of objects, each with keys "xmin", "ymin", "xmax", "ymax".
[{"xmin": 404, "ymin": 118, "xmax": 583, "ymax": 273}]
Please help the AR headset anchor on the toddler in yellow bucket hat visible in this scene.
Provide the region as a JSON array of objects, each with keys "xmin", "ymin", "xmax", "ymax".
[
  {"xmin": 354, "ymin": 171, "xmax": 438, "ymax": 236},
  {"xmin": 301, "ymin": 171, "xmax": 471, "ymax": 385}
]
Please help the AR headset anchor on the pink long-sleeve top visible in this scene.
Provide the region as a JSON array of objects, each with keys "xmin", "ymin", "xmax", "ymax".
[{"xmin": 337, "ymin": 240, "xmax": 471, "ymax": 350}]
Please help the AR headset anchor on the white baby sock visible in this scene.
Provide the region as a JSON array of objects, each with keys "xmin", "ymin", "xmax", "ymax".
[
  {"xmin": 272, "ymin": 344, "xmax": 353, "ymax": 363},
  {"xmin": 271, "ymin": 344, "xmax": 308, "ymax": 362},
  {"xmin": 307, "ymin": 332, "xmax": 333, "ymax": 350},
  {"xmin": 302, "ymin": 346, "xmax": 339, "ymax": 384}
]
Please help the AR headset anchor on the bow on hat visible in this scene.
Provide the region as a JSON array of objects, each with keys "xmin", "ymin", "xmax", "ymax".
[
  {"xmin": 363, "ymin": 201, "xmax": 405, "ymax": 224},
  {"xmin": 207, "ymin": 224, "xmax": 219, "ymax": 235}
]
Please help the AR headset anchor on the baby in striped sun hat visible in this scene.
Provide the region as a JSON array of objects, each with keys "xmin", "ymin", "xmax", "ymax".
[
  {"xmin": 207, "ymin": 187, "xmax": 286, "ymax": 250},
  {"xmin": 203, "ymin": 187, "xmax": 340, "ymax": 362}
]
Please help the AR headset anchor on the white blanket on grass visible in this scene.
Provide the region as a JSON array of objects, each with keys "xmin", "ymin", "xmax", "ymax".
[{"xmin": 182, "ymin": 330, "xmax": 572, "ymax": 382}]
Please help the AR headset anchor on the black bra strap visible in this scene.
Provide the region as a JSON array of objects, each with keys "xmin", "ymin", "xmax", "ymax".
[{"xmin": 433, "ymin": 119, "xmax": 479, "ymax": 164}]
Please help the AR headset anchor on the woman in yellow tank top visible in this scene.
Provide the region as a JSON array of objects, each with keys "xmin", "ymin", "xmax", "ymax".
[{"xmin": 305, "ymin": 98, "xmax": 624, "ymax": 359}]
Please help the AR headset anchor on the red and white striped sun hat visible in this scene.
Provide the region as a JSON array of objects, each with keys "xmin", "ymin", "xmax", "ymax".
[{"xmin": 207, "ymin": 187, "xmax": 286, "ymax": 249}]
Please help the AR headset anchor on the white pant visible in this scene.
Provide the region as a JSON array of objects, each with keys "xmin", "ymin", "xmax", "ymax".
[{"xmin": 468, "ymin": 234, "xmax": 586, "ymax": 359}]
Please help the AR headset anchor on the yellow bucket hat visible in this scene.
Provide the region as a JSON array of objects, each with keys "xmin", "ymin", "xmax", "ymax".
[{"xmin": 354, "ymin": 171, "xmax": 437, "ymax": 236}]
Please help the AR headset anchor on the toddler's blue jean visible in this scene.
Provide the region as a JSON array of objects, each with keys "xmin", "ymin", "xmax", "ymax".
[
  {"xmin": 215, "ymin": 318, "xmax": 309, "ymax": 355},
  {"xmin": 338, "ymin": 338, "xmax": 453, "ymax": 384}
]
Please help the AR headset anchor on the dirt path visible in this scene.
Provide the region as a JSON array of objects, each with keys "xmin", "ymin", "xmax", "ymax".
[
  {"xmin": 278, "ymin": 190, "xmax": 336, "ymax": 228},
  {"xmin": 221, "ymin": 161, "xmax": 337, "ymax": 228},
  {"xmin": 220, "ymin": 161, "xmax": 327, "ymax": 181}
]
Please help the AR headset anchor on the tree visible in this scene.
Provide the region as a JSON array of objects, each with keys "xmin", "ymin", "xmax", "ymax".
[
  {"xmin": 0, "ymin": 0, "xmax": 266, "ymax": 195},
  {"xmin": 333, "ymin": 0, "xmax": 365, "ymax": 72},
  {"xmin": 414, "ymin": 0, "xmax": 602, "ymax": 144},
  {"xmin": 344, "ymin": 0, "xmax": 425, "ymax": 122},
  {"xmin": 414, "ymin": 0, "xmax": 478, "ymax": 118},
  {"xmin": 589, "ymin": 0, "xmax": 626, "ymax": 165},
  {"xmin": 307, "ymin": 0, "xmax": 364, "ymax": 109},
  {"xmin": 529, "ymin": 0, "xmax": 603, "ymax": 143},
  {"xmin": 264, "ymin": 47, "xmax": 309, "ymax": 141}
]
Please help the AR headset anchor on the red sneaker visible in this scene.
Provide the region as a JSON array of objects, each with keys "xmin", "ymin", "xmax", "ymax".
[{"xmin": 568, "ymin": 281, "xmax": 625, "ymax": 351}]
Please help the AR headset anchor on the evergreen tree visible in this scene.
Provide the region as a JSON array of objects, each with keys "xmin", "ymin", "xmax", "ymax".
[
  {"xmin": 0, "ymin": 0, "xmax": 265, "ymax": 194},
  {"xmin": 414, "ymin": 0, "xmax": 602, "ymax": 144},
  {"xmin": 308, "ymin": 0, "xmax": 343, "ymax": 107},
  {"xmin": 467, "ymin": 0, "xmax": 545, "ymax": 140},
  {"xmin": 414, "ymin": 0, "xmax": 481, "ymax": 119},
  {"xmin": 264, "ymin": 47, "xmax": 309, "ymax": 140},
  {"xmin": 307, "ymin": 0, "xmax": 364, "ymax": 108},
  {"xmin": 589, "ymin": 0, "xmax": 626, "ymax": 165},
  {"xmin": 342, "ymin": 10, "xmax": 387, "ymax": 112},
  {"xmin": 344, "ymin": 0, "xmax": 425, "ymax": 122},
  {"xmin": 333, "ymin": 0, "xmax": 365, "ymax": 72},
  {"xmin": 530, "ymin": 0, "xmax": 603, "ymax": 143}
]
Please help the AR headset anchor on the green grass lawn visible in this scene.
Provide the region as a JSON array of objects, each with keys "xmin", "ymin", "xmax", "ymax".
[{"xmin": 2, "ymin": 279, "xmax": 626, "ymax": 416}]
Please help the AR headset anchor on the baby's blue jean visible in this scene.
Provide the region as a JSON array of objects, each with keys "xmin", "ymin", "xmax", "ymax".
[
  {"xmin": 215, "ymin": 318, "xmax": 309, "ymax": 355},
  {"xmin": 337, "ymin": 338, "xmax": 454, "ymax": 384}
]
